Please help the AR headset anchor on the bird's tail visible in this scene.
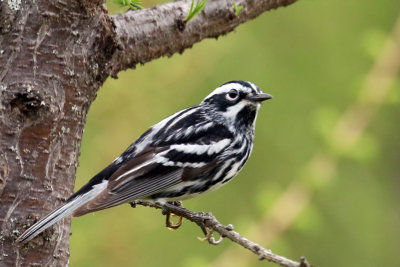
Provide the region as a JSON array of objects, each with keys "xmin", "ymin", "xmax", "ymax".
[{"xmin": 16, "ymin": 181, "xmax": 107, "ymax": 244}]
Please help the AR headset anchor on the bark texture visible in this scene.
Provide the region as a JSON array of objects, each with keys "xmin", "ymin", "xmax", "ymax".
[
  {"xmin": 0, "ymin": 1, "xmax": 117, "ymax": 265},
  {"xmin": 109, "ymin": 0, "xmax": 297, "ymax": 76},
  {"xmin": 0, "ymin": 0, "xmax": 297, "ymax": 265}
]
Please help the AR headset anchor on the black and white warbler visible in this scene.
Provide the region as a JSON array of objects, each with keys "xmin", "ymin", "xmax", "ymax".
[{"xmin": 17, "ymin": 81, "xmax": 272, "ymax": 243}]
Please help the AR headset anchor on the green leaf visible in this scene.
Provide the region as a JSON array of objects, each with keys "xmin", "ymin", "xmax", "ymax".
[
  {"xmin": 113, "ymin": 0, "xmax": 144, "ymax": 10},
  {"xmin": 185, "ymin": 0, "xmax": 208, "ymax": 22},
  {"xmin": 233, "ymin": 2, "xmax": 244, "ymax": 16}
]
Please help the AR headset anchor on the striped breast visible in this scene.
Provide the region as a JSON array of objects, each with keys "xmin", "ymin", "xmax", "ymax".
[{"xmin": 149, "ymin": 133, "xmax": 253, "ymax": 202}]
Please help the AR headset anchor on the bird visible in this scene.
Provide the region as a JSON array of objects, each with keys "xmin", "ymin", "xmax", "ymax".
[{"xmin": 16, "ymin": 80, "xmax": 272, "ymax": 243}]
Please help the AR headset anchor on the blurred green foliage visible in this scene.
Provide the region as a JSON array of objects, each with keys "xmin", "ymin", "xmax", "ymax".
[{"xmin": 70, "ymin": 1, "xmax": 400, "ymax": 266}]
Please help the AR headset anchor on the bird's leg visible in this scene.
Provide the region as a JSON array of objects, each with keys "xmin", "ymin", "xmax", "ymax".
[
  {"xmin": 197, "ymin": 226, "xmax": 223, "ymax": 245},
  {"xmin": 165, "ymin": 201, "xmax": 184, "ymax": 230}
]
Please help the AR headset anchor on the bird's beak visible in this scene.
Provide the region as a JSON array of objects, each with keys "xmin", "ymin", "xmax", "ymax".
[{"xmin": 246, "ymin": 93, "xmax": 273, "ymax": 102}]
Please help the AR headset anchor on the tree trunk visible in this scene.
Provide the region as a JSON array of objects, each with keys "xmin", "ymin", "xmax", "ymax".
[
  {"xmin": 0, "ymin": 0, "xmax": 297, "ymax": 265},
  {"xmin": 0, "ymin": 1, "xmax": 116, "ymax": 265}
]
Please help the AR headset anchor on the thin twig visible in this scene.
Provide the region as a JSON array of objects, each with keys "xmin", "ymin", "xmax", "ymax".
[{"xmin": 132, "ymin": 201, "xmax": 312, "ymax": 267}]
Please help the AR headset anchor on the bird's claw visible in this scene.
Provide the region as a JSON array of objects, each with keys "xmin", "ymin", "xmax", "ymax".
[
  {"xmin": 197, "ymin": 227, "xmax": 223, "ymax": 245},
  {"xmin": 165, "ymin": 201, "xmax": 184, "ymax": 230},
  {"xmin": 166, "ymin": 212, "xmax": 183, "ymax": 230}
]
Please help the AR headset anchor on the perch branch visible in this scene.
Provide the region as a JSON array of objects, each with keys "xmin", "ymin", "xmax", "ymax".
[
  {"xmin": 132, "ymin": 201, "xmax": 312, "ymax": 267},
  {"xmin": 109, "ymin": 0, "xmax": 298, "ymax": 77}
]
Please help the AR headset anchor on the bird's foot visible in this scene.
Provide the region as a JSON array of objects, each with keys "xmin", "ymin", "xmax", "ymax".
[
  {"xmin": 166, "ymin": 213, "xmax": 183, "ymax": 230},
  {"xmin": 197, "ymin": 226, "xmax": 223, "ymax": 245},
  {"xmin": 165, "ymin": 201, "xmax": 184, "ymax": 230}
]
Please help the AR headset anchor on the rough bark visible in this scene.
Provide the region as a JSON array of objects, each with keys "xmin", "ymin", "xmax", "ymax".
[
  {"xmin": 109, "ymin": 0, "xmax": 297, "ymax": 77},
  {"xmin": 0, "ymin": 0, "xmax": 297, "ymax": 266},
  {"xmin": 0, "ymin": 1, "xmax": 117, "ymax": 265}
]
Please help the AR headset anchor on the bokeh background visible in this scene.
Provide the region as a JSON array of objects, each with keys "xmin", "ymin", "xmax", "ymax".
[{"xmin": 70, "ymin": 0, "xmax": 400, "ymax": 266}]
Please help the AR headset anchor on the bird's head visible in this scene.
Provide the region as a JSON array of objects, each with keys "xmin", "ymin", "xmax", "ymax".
[{"xmin": 201, "ymin": 81, "xmax": 272, "ymax": 130}]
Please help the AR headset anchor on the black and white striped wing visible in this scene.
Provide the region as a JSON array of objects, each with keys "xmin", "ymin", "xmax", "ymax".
[
  {"xmin": 72, "ymin": 107, "xmax": 235, "ymax": 216},
  {"xmin": 72, "ymin": 127, "xmax": 232, "ymax": 216},
  {"xmin": 72, "ymin": 147, "xmax": 180, "ymax": 216}
]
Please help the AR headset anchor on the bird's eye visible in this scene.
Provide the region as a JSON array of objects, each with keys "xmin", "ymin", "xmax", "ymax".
[{"xmin": 226, "ymin": 89, "xmax": 239, "ymax": 101}]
